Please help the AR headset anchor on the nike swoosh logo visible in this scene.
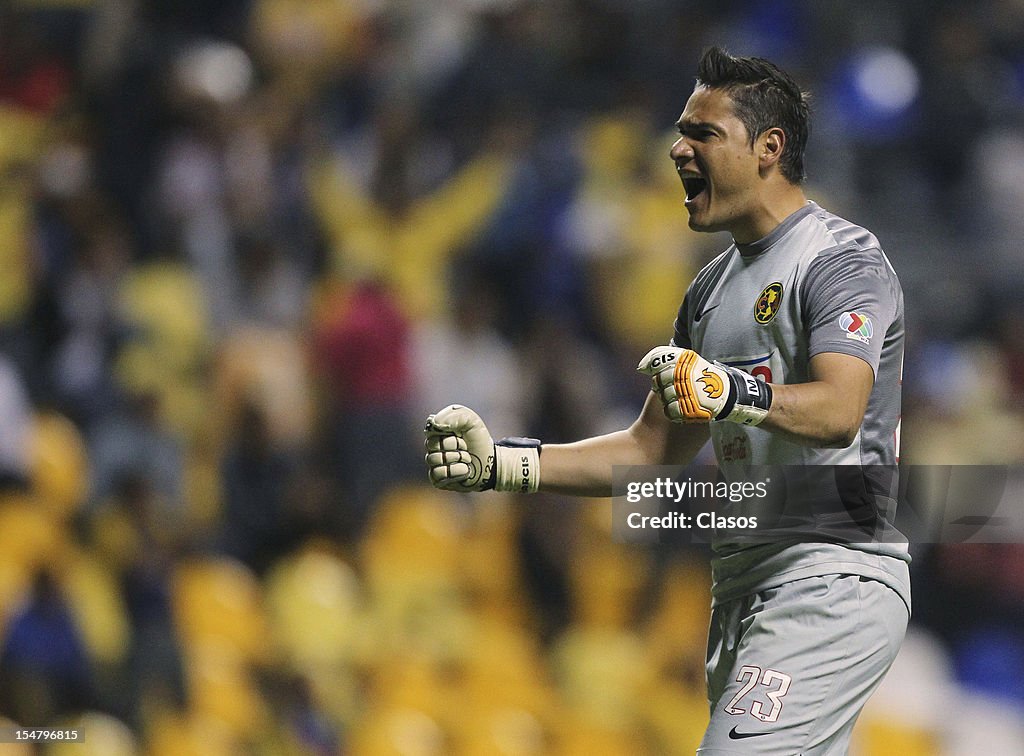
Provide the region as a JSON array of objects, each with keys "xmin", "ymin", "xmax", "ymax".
[
  {"xmin": 728, "ymin": 726, "xmax": 770, "ymax": 740},
  {"xmin": 694, "ymin": 303, "xmax": 720, "ymax": 323}
]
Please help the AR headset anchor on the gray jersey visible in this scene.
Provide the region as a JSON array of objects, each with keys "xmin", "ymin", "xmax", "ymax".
[{"xmin": 672, "ymin": 202, "xmax": 911, "ymax": 610}]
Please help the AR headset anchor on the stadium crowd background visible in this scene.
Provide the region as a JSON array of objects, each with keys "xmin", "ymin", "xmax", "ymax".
[{"xmin": 0, "ymin": 0, "xmax": 1023, "ymax": 753}]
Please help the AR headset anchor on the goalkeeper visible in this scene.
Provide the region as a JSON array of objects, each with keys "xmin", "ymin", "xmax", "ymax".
[{"xmin": 425, "ymin": 47, "xmax": 909, "ymax": 755}]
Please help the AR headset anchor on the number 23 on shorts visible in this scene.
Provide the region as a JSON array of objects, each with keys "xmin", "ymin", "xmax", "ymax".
[{"xmin": 724, "ymin": 665, "xmax": 793, "ymax": 723}]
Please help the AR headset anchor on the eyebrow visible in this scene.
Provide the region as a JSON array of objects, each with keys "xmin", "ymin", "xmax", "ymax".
[{"xmin": 676, "ymin": 119, "xmax": 721, "ymax": 135}]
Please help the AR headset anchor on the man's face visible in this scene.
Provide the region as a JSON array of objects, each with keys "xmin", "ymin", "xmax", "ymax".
[{"xmin": 670, "ymin": 86, "xmax": 763, "ymax": 237}]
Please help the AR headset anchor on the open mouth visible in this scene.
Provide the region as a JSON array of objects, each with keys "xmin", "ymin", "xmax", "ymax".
[{"xmin": 683, "ymin": 177, "xmax": 708, "ymax": 202}]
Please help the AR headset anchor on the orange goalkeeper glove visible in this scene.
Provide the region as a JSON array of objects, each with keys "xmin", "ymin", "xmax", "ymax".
[{"xmin": 637, "ymin": 346, "xmax": 773, "ymax": 426}]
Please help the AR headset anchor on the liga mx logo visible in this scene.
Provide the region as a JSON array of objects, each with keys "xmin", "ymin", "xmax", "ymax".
[{"xmin": 840, "ymin": 311, "xmax": 873, "ymax": 344}]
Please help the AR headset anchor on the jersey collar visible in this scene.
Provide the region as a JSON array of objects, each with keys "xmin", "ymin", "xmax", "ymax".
[{"xmin": 735, "ymin": 202, "xmax": 816, "ymax": 258}]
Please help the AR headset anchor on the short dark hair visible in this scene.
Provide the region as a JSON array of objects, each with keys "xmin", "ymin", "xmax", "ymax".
[{"xmin": 696, "ymin": 46, "xmax": 810, "ymax": 184}]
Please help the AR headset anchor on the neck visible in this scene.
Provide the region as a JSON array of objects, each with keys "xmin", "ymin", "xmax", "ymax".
[{"xmin": 731, "ymin": 183, "xmax": 807, "ymax": 245}]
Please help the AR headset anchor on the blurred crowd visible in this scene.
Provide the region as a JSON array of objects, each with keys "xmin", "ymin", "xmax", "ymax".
[{"xmin": 1, "ymin": 0, "xmax": 1023, "ymax": 753}]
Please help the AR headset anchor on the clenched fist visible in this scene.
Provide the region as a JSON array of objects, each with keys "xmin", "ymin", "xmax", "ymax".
[
  {"xmin": 637, "ymin": 346, "xmax": 773, "ymax": 426},
  {"xmin": 424, "ymin": 405, "xmax": 541, "ymax": 493}
]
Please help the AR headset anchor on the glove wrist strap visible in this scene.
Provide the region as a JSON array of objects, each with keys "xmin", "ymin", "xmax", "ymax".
[
  {"xmin": 494, "ymin": 438, "xmax": 542, "ymax": 494},
  {"xmin": 716, "ymin": 365, "xmax": 773, "ymax": 426}
]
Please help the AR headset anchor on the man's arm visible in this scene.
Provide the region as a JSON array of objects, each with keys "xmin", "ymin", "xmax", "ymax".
[
  {"xmin": 760, "ymin": 352, "xmax": 873, "ymax": 447},
  {"xmin": 539, "ymin": 392, "xmax": 710, "ymax": 496},
  {"xmin": 424, "ymin": 393, "xmax": 709, "ymax": 496},
  {"xmin": 638, "ymin": 346, "xmax": 874, "ymax": 448}
]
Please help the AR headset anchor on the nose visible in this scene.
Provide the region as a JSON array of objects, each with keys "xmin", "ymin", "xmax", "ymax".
[{"xmin": 670, "ymin": 136, "xmax": 693, "ymax": 163}]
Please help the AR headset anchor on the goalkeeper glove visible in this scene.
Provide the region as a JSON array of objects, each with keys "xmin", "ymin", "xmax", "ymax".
[
  {"xmin": 424, "ymin": 404, "xmax": 541, "ymax": 493},
  {"xmin": 637, "ymin": 345, "xmax": 773, "ymax": 426}
]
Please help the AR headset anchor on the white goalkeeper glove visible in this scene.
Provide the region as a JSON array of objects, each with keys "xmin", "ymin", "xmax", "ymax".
[
  {"xmin": 424, "ymin": 405, "xmax": 541, "ymax": 493},
  {"xmin": 637, "ymin": 345, "xmax": 773, "ymax": 426}
]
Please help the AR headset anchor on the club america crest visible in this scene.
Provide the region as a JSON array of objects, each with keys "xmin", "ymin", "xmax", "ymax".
[{"xmin": 754, "ymin": 282, "xmax": 784, "ymax": 324}]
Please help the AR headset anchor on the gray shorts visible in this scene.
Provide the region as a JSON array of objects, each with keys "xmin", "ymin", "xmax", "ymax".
[{"xmin": 698, "ymin": 574, "xmax": 909, "ymax": 755}]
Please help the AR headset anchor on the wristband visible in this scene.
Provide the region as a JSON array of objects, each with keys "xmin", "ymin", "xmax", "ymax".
[
  {"xmin": 493, "ymin": 437, "xmax": 542, "ymax": 494},
  {"xmin": 715, "ymin": 365, "xmax": 773, "ymax": 426}
]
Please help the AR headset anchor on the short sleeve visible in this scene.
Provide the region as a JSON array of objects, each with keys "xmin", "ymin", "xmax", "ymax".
[
  {"xmin": 802, "ymin": 247, "xmax": 902, "ymax": 375},
  {"xmin": 670, "ymin": 289, "xmax": 693, "ymax": 348}
]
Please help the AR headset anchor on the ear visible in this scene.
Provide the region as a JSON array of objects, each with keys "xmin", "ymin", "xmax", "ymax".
[{"xmin": 758, "ymin": 127, "xmax": 786, "ymax": 173}]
